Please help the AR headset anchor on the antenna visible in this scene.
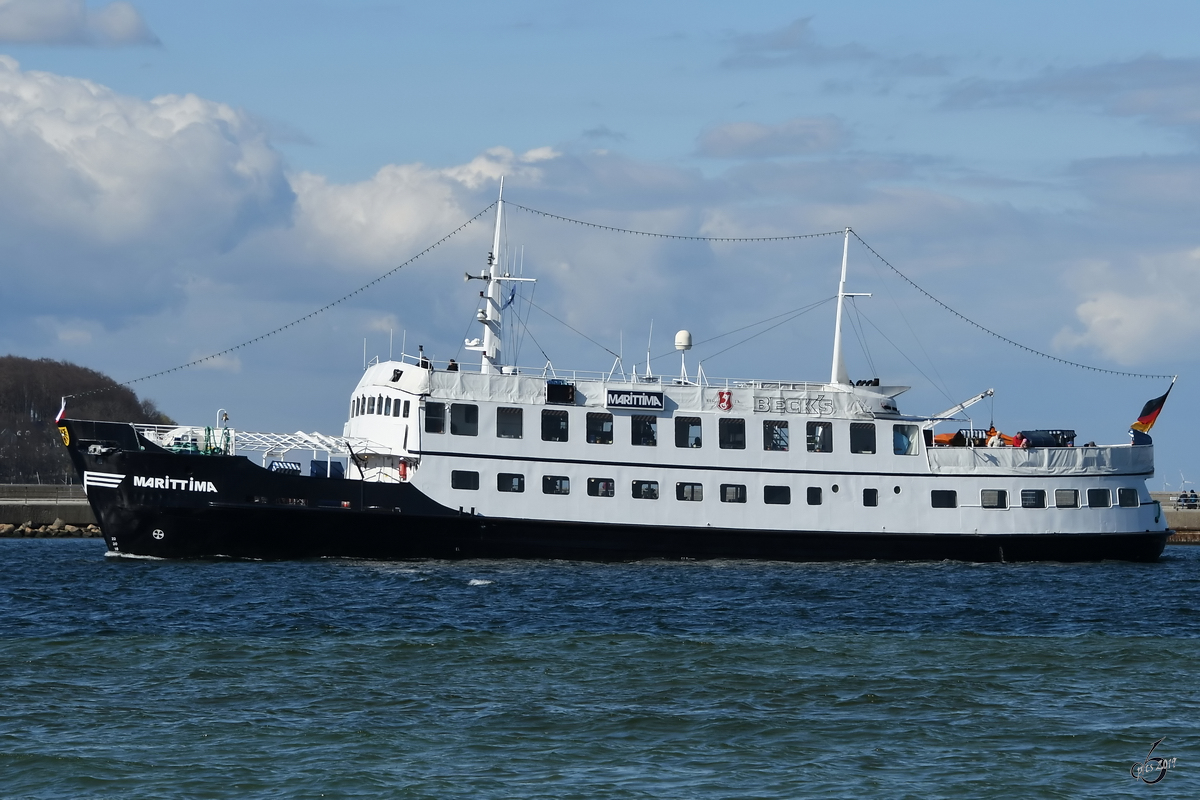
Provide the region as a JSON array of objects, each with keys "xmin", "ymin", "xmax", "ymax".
[
  {"xmin": 645, "ymin": 320, "xmax": 654, "ymax": 379},
  {"xmin": 389, "ymin": 329, "xmax": 393, "ymax": 360},
  {"xmin": 363, "ymin": 338, "xmax": 367, "ymax": 371}
]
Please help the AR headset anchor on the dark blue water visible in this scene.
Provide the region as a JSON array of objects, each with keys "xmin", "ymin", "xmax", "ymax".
[{"xmin": 2, "ymin": 540, "xmax": 1198, "ymax": 799}]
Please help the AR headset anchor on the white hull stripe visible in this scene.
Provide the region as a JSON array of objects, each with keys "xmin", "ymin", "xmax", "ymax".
[{"xmin": 83, "ymin": 471, "xmax": 126, "ymax": 493}]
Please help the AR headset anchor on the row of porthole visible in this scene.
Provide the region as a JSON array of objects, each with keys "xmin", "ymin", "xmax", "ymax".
[{"xmin": 449, "ymin": 472, "xmax": 1142, "ymax": 511}]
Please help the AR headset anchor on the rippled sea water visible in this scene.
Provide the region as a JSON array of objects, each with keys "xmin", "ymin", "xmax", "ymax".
[{"xmin": 2, "ymin": 539, "xmax": 1198, "ymax": 799}]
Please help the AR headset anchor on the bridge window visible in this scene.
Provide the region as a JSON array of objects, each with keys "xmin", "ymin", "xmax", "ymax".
[
  {"xmin": 1021, "ymin": 489, "xmax": 1046, "ymax": 508},
  {"xmin": 1087, "ymin": 488, "xmax": 1111, "ymax": 508},
  {"xmin": 496, "ymin": 407, "xmax": 523, "ymax": 439},
  {"xmin": 424, "ymin": 402, "xmax": 445, "ymax": 434},
  {"xmin": 931, "ymin": 490, "xmax": 957, "ymax": 508},
  {"xmin": 376, "ymin": 395, "xmax": 383, "ymax": 414},
  {"xmin": 1118, "ymin": 488, "xmax": 1139, "ymax": 508},
  {"xmin": 719, "ymin": 418, "xmax": 746, "ymax": 450},
  {"xmin": 763, "ymin": 420, "xmax": 789, "ymax": 451},
  {"xmin": 981, "ymin": 489, "xmax": 1008, "ymax": 509},
  {"xmin": 384, "ymin": 397, "xmax": 392, "ymax": 416},
  {"xmin": 631, "ymin": 415, "xmax": 657, "ymax": 446},
  {"xmin": 497, "ymin": 473, "xmax": 525, "ymax": 493},
  {"xmin": 541, "ymin": 409, "xmax": 569, "ymax": 442},
  {"xmin": 367, "ymin": 396, "xmax": 376, "ymax": 414},
  {"xmin": 451, "ymin": 470, "xmax": 479, "ymax": 490},
  {"xmin": 587, "ymin": 412, "xmax": 613, "ymax": 444},
  {"xmin": 764, "ymin": 486, "xmax": 791, "ymax": 505},
  {"xmin": 450, "ymin": 403, "xmax": 478, "ymax": 436},
  {"xmin": 587, "ymin": 478, "xmax": 615, "ymax": 497},
  {"xmin": 675, "ymin": 416, "xmax": 702, "ymax": 448},
  {"xmin": 807, "ymin": 421, "xmax": 832, "ymax": 453},
  {"xmin": 1054, "ymin": 489, "xmax": 1079, "ymax": 509},
  {"xmin": 850, "ymin": 423, "xmax": 876, "ymax": 454},
  {"xmin": 676, "ymin": 482, "xmax": 703, "ymax": 501},
  {"xmin": 402, "ymin": 400, "xmax": 410, "ymax": 418}
]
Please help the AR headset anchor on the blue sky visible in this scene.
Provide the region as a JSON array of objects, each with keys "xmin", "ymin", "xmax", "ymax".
[{"xmin": 2, "ymin": 1, "xmax": 1198, "ymax": 487}]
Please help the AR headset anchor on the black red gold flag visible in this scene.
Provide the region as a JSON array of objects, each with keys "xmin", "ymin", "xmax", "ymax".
[{"xmin": 1131, "ymin": 383, "xmax": 1173, "ymax": 433}]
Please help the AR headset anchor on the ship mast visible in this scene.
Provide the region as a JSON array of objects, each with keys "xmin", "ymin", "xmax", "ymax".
[
  {"xmin": 465, "ymin": 177, "xmax": 535, "ymax": 374},
  {"xmin": 829, "ymin": 227, "xmax": 870, "ymax": 385}
]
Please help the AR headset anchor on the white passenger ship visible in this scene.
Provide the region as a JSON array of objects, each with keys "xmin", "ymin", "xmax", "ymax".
[{"xmin": 60, "ymin": 185, "xmax": 1170, "ymax": 561}]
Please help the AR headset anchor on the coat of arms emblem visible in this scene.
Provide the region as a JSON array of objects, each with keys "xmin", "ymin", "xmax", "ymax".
[{"xmin": 717, "ymin": 391, "xmax": 732, "ymax": 411}]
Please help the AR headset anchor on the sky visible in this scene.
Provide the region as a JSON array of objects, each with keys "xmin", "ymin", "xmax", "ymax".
[{"xmin": 1, "ymin": 0, "xmax": 1198, "ymax": 488}]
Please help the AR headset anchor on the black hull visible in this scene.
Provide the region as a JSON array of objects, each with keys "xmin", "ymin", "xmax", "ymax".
[{"xmin": 60, "ymin": 419, "xmax": 1169, "ymax": 563}]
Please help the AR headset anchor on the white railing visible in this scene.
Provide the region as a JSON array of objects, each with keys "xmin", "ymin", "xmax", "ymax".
[{"xmin": 926, "ymin": 444, "xmax": 1154, "ymax": 476}]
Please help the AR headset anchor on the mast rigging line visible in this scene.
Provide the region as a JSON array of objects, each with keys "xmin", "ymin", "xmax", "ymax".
[
  {"xmin": 507, "ymin": 203, "xmax": 845, "ymax": 243},
  {"xmin": 849, "ymin": 231, "xmax": 1176, "ymax": 381},
  {"xmin": 68, "ymin": 202, "xmax": 498, "ymax": 400}
]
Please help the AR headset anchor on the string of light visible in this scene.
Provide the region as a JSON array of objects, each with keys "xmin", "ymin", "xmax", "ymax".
[
  {"xmin": 506, "ymin": 203, "xmax": 844, "ymax": 242},
  {"xmin": 849, "ymin": 231, "xmax": 1176, "ymax": 381},
  {"xmin": 69, "ymin": 202, "xmax": 497, "ymax": 400}
]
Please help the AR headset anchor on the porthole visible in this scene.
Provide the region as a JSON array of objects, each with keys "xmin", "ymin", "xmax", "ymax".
[
  {"xmin": 893, "ymin": 486, "xmax": 902, "ymax": 494},
  {"xmin": 832, "ymin": 484, "xmax": 839, "ymax": 493}
]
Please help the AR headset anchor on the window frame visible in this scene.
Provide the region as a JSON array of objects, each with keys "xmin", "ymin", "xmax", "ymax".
[
  {"xmin": 450, "ymin": 403, "xmax": 479, "ymax": 436},
  {"xmin": 541, "ymin": 409, "xmax": 570, "ymax": 442},
  {"xmin": 763, "ymin": 420, "xmax": 789, "ymax": 451},
  {"xmin": 496, "ymin": 407, "xmax": 524, "ymax": 439},
  {"xmin": 587, "ymin": 478, "xmax": 615, "ymax": 497},
  {"xmin": 850, "ymin": 422, "xmax": 876, "ymax": 454},
  {"xmin": 806, "ymin": 421, "xmax": 833, "ymax": 453},
  {"xmin": 630, "ymin": 414, "xmax": 658, "ymax": 447},
  {"xmin": 586, "ymin": 412, "xmax": 614, "ymax": 445},
  {"xmin": 676, "ymin": 482, "xmax": 704, "ymax": 501},
  {"xmin": 632, "ymin": 480, "xmax": 660, "ymax": 500},
  {"xmin": 451, "ymin": 470, "xmax": 479, "ymax": 490},
  {"xmin": 424, "ymin": 402, "xmax": 445, "ymax": 434},
  {"xmin": 497, "ymin": 473, "xmax": 525, "ymax": 493},
  {"xmin": 720, "ymin": 484, "xmax": 747, "ymax": 503},
  {"xmin": 764, "ymin": 485, "xmax": 791, "ymax": 505},
  {"xmin": 542, "ymin": 475, "xmax": 571, "ymax": 495},
  {"xmin": 719, "ymin": 418, "xmax": 746, "ymax": 450},
  {"xmin": 675, "ymin": 416, "xmax": 702, "ymax": 448},
  {"xmin": 931, "ymin": 490, "xmax": 957, "ymax": 508}
]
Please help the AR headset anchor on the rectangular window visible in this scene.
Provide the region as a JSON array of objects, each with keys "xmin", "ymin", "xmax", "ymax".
[
  {"xmin": 763, "ymin": 420, "xmax": 789, "ymax": 451},
  {"xmin": 1021, "ymin": 489, "xmax": 1047, "ymax": 509},
  {"xmin": 541, "ymin": 409, "xmax": 569, "ymax": 442},
  {"xmin": 546, "ymin": 381, "xmax": 576, "ymax": 405},
  {"xmin": 720, "ymin": 484, "xmax": 747, "ymax": 503},
  {"xmin": 807, "ymin": 486, "xmax": 822, "ymax": 506},
  {"xmin": 863, "ymin": 488, "xmax": 879, "ymax": 507},
  {"xmin": 719, "ymin": 418, "xmax": 746, "ymax": 450},
  {"xmin": 893, "ymin": 424, "xmax": 919, "ymax": 455},
  {"xmin": 587, "ymin": 478, "xmax": 615, "ymax": 497},
  {"xmin": 393, "ymin": 399, "xmax": 401, "ymax": 417},
  {"xmin": 402, "ymin": 400, "xmax": 410, "ymax": 418},
  {"xmin": 497, "ymin": 473, "xmax": 525, "ymax": 493},
  {"xmin": 424, "ymin": 402, "xmax": 445, "ymax": 434},
  {"xmin": 384, "ymin": 397, "xmax": 392, "ymax": 416},
  {"xmin": 631, "ymin": 414, "xmax": 658, "ymax": 446},
  {"xmin": 676, "ymin": 482, "xmax": 703, "ymax": 501},
  {"xmin": 543, "ymin": 475, "xmax": 571, "ymax": 495},
  {"xmin": 807, "ymin": 421, "xmax": 832, "ymax": 453},
  {"xmin": 450, "ymin": 403, "xmax": 478, "ymax": 436},
  {"xmin": 587, "ymin": 412, "xmax": 614, "ymax": 444},
  {"xmin": 1087, "ymin": 488, "xmax": 1111, "ymax": 508},
  {"xmin": 850, "ymin": 422, "xmax": 876, "ymax": 454},
  {"xmin": 675, "ymin": 416, "xmax": 702, "ymax": 448},
  {"xmin": 451, "ymin": 470, "xmax": 479, "ymax": 490},
  {"xmin": 496, "ymin": 407, "xmax": 523, "ymax": 439},
  {"xmin": 376, "ymin": 395, "xmax": 383, "ymax": 414},
  {"xmin": 367, "ymin": 396, "xmax": 376, "ymax": 414},
  {"xmin": 764, "ymin": 485, "xmax": 791, "ymax": 505},
  {"xmin": 1056, "ymin": 489, "xmax": 1084, "ymax": 506},
  {"xmin": 632, "ymin": 480, "xmax": 659, "ymax": 500},
  {"xmin": 1054, "ymin": 489, "xmax": 1079, "ymax": 509},
  {"xmin": 981, "ymin": 489, "xmax": 1008, "ymax": 509},
  {"xmin": 1118, "ymin": 488, "xmax": 1139, "ymax": 508},
  {"xmin": 931, "ymin": 490, "xmax": 957, "ymax": 508}
]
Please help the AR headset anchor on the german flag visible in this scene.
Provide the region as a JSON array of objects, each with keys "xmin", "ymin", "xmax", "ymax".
[{"xmin": 1131, "ymin": 383, "xmax": 1173, "ymax": 433}]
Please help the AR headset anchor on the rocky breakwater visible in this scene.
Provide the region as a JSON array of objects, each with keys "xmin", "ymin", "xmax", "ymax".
[
  {"xmin": 0, "ymin": 519, "xmax": 103, "ymax": 538},
  {"xmin": 0, "ymin": 483, "xmax": 97, "ymax": 532}
]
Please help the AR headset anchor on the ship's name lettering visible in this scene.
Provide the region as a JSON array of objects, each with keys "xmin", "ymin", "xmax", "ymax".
[
  {"xmin": 132, "ymin": 475, "xmax": 218, "ymax": 492},
  {"xmin": 607, "ymin": 391, "xmax": 664, "ymax": 409},
  {"xmin": 753, "ymin": 396, "xmax": 835, "ymax": 416}
]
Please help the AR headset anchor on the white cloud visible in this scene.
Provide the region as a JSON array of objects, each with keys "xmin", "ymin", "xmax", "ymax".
[
  {"xmin": 697, "ymin": 118, "xmax": 846, "ymax": 159},
  {"xmin": 0, "ymin": 0, "xmax": 157, "ymax": 46},
  {"xmin": 1055, "ymin": 249, "xmax": 1200, "ymax": 364}
]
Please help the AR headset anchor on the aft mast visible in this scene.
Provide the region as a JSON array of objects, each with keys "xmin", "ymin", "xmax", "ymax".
[{"xmin": 829, "ymin": 227, "xmax": 869, "ymax": 385}]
